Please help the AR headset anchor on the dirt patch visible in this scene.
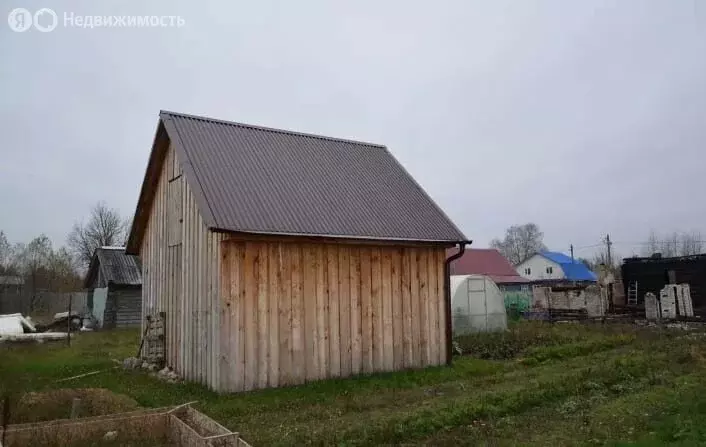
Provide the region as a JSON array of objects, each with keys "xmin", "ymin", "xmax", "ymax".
[{"xmin": 9, "ymin": 388, "xmax": 141, "ymax": 424}]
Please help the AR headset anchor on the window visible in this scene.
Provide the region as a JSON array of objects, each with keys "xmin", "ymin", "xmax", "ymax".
[
  {"xmin": 546, "ymin": 266, "xmax": 553, "ymax": 274},
  {"xmin": 524, "ymin": 267, "xmax": 531, "ymax": 275}
]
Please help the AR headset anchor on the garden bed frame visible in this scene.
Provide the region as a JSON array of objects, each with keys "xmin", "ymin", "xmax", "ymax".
[{"xmin": 1, "ymin": 403, "xmax": 251, "ymax": 446}]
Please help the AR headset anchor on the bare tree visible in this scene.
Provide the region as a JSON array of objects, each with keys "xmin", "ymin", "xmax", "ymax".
[
  {"xmin": 67, "ymin": 202, "xmax": 129, "ymax": 268},
  {"xmin": 490, "ymin": 223, "xmax": 547, "ymax": 265},
  {"xmin": 644, "ymin": 230, "xmax": 660, "ymax": 257},
  {"xmin": 680, "ymin": 231, "xmax": 703, "ymax": 256},
  {"xmin": 642, "ymin": 230, "xmax": 704, "ymax": 257},
  {"xmin": 17, "ymin": 235, "xmax": 52, "ymax": 312},
  {"xmin": 0, "ymin": 231, "xmax": 10, "ymax": 274}
]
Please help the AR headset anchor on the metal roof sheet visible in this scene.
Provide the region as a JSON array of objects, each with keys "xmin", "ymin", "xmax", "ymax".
[
  {"xmin": 84, "ymin": 247, "xmax": 142, "ymax": 288},
  {"xmin": 158, "ymin": 111, "xmax": 467, "ymax": 243},
  {"xmin": 540, "ymin": 251, "xmax": 597, "ymax": 281},
  {"xmin": 448, "ymin": 248, "xmax": 530, "ymax": 284}
]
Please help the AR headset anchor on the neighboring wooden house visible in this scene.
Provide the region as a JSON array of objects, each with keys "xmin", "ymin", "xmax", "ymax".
[
  {"xmin": 125, "ymin": 111, "xmax": 468, "ymax": 392},
  {"xmin": 516, "ymin": 251, "xmax": 597, "ymax": 284},
  {"xmin": 84, "ymin": 247, "xmax": 142, "ymax": 328}
]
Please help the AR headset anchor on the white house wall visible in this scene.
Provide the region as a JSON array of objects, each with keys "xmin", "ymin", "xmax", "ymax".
[{"xmin": 516, "ymin": 255, "xmax": 564, "ymax": 281}]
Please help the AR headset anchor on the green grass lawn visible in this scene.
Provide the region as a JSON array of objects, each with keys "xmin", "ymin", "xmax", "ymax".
[{"xmin": 2, "ymin": 322, "xmax": 706, "ymax": 446}]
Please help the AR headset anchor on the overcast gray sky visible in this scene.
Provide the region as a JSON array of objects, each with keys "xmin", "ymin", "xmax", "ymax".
[{"xmin": 1, "ymin": 0, "xmax": 705, "ymax": 259}]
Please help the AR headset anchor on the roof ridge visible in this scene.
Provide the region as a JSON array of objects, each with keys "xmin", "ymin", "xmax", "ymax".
[{"xmin": 160, "ymin": 110, "xmax": 387, "ymax": 149}]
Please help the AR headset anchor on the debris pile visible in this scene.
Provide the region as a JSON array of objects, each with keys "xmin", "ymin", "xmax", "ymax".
[
  {"xmin": 122, "ymin": 357, "xmax": 181, "ymax": 384},
  {"xmin": 0, "ymin": 313, "xmax": 68, "ymax": 343}
]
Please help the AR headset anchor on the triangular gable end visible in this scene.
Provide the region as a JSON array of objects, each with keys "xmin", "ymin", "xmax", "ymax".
[{"xmin": 126, "ymin": 114, "xmax": 216, "ymax": 254}]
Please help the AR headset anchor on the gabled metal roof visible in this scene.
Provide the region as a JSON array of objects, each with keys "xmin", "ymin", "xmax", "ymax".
[
  {"xmin": 539, "ymin": 251, "xmax": 597, "ymax": 282},
  {"xmin": 448, "ymin": 248, "xmax": 530, "ymax": 284},
  {"xmin": 84, "ymin": 247, "xmax": 142, "ymax": 288},
  {"xmin": 127, "ymin": 111, "xmax": 467, "ymax": 252}
]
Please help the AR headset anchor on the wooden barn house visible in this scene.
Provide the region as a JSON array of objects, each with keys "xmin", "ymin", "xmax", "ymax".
[
  {"xmin": 125, "ymin": 111, "xmax": 469, "ymax": 392},
  {"xmin": 84, "ymin": 247, "xmax": 142, "ymax": 328}
]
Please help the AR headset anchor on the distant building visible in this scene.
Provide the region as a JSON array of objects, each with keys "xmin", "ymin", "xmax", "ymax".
[
  {"xmin": 84, "ymin": 247, "xmax": 142, "ymax": 328},
  {"xmin": 516, "ymin": 251, "xmax": 597, "ymax": 283},
  {"xmin": 622, "ymin": 253, "xmax": 706, "ymax": 315},
  {"xmin": 448, "ymin": 248, "xmax": 530, "ymax": 292}
]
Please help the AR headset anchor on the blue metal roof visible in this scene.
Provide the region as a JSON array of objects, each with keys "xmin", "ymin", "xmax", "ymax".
[{"xmin": 540, "ymin": 251, "xmax": 597, "ymax": 281}]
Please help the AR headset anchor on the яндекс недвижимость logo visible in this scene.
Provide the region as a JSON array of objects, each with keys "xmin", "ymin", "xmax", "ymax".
[{"xmin": 7, "ymin": 7, "xmax": 58, "ymax": 32}]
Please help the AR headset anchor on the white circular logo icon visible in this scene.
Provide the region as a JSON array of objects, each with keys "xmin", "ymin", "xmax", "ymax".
[
  {"xmin": 7, "ymin": 8, "xmax": 32, "ymax": 32},
  {"xmin": 33, "ymin": 8, "xmax": 57, "ymax": 32}
]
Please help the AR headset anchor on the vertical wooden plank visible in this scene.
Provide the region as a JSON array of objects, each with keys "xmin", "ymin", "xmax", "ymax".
[
  {"xmin": 183, "ymin": 194, "xmax": 191, "ymax": 380},
  {"xmin": 178, "ymin": 181, "xmax": 185, "ymax": 377},
  {"xmin": 214, "ymin": 236, "xmax": 221, "ymax": 390},
  {"xmin": 268, "ymin": 243, "xmax": 280, "ymax": 388},
  {"xmin": 349, "ymin": 247, "xmax": 362, "ymax": 375},
  {"xmin": 220, "ymin": 242, "xmax": 232, "ymax": 391},
  {"xmin": 216, "ymin": 236, "xmax": 223, "ymax": 389},
  {"xmin": 290, "ymin": 244, "xmax": 305, "ymax": 384},
  {"xmin": 437, "ymin": 249, "xmax": 447, "ymax": 365},
  {"xmin": 327, "ymin": 245, "xmax": 340, "ymax": 378},
  {"xmin": 257, "ymin": 243, "xmax": 269, "ymax": 389},
  {"xmin": 338, "ymin": 246, "xmax": 352, "ymax": 378},
  {"xmin": 303, "ymin": 244, "xmax": 319, "ymax": 381},
  {"xmin": 236, "ymin": 242, "xmax": 246, "ymax": 391},
  {"xmin": 199, "ymin": 218, "xmax": 206, "ymax": 386},
  {"xmin": 410, "ymin": 248, "xmax": 421, "ymax": 368},
  {"xmin": 228, "ymin": 242, "xmax": 243, "ymax": 392},
  {"xmin": 316, "ymin": 245, "xmax": 328, "ymax": 379},
  {"xmin": 243, "ymin": 242, "xmax": 257, "ymax": 391},
  {"xmin": 418, "ymin": 249, "xmax": 430, "ymax": 366},
  {"xmin": 401, "ymin": 248, "xmax": 413, "ymax": 368},
  {"xmin": 208, "ymin": 235, "xmax": 214, "ymax": 389},
  {"xmin": 370, "ymin": 248, "xmax": 383, "ymax": 372},
  {"xmin": 427, "ymin": 247, "xmax": 440, "ymax": 365},
  {"xmin": 189, "ymin": 193, "xmax": 195, "ymax": 381},
  {"xmin": 279, "ymin": 244, "xmax": 293, "ymax": 386},
  {"xmin": 360, "ymin": 247, "xmax": 373, "ymax": 374},
  {"xmin": 391, "ymin": 248, "xmax": 404, "ymax": 371},
  {"xmin": 381, "ymin": 248, "xmax": 394, "ymax": 371}
]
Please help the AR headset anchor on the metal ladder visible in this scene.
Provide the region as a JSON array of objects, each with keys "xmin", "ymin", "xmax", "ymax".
[{"xmin": 627, "ymin": 281, "xmax": 638, "ymax": 306}]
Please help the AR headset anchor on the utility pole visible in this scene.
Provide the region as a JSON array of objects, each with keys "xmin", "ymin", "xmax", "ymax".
[
  {"xmin": 605, "ymin": 234, "xmax": 614, "ymax": 313},
  {"xmin": 606, "ymin": 234, "xmax": 612, "ymax": 267},
  {"xmin": 570, "ymin": 244, "xmax": 574, "ymax": 262}
]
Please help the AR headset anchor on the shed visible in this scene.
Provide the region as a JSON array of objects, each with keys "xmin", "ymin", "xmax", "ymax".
[
  {"xmin": 84, "ymin": 247, "xmax": 142, "ymax": 328},
  {"xmin": 125, "ymin": 111, "xmax": 468, "ymax": 392},
  {"xmin": 450, "ymin": 275, "xmax": 508, "ymax": 334},
  {"xmin": 622, "ymin": 254, "xmax": 706, "ymax": 314}
]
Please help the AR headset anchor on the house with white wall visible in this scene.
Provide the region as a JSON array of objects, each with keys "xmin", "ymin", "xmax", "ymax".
[{"xmin": 516, "ymin": 251, "xmax": 597, "ymax": 282}]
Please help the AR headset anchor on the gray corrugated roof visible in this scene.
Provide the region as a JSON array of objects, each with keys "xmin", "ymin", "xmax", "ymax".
[
  {"xmin": 84, "ymin": 247, "xmax": 142, "ymax": 288},
  {"xmin": 158, "ymin": 111, "xmax": 467, "ymax": 243}
]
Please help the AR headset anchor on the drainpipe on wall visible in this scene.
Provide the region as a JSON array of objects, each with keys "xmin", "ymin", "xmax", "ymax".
[{"xmin": 444, "ymin": 240, "xmax": 472, "ymax": 365}]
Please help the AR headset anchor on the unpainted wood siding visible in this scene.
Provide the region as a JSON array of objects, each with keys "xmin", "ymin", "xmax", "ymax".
[
  {"xmin": 103, "ymin": 287, "xmax": 142, "ymax": 328},
  {"xmin": 219, "ymin": 239, "xmax": 447, "ymax": 392},
  {"xmin": 140, "ymin": 143, "xmax": 225, "ymax": 390}
]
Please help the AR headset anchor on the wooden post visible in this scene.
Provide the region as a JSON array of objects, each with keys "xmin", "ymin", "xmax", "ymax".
[{"xmin": 67, "ymin": 293, "xmax": 73, "ymax": 346}]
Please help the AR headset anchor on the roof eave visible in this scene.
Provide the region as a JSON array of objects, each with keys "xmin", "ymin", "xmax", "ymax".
[{"xmin": 212, "ymin": 227, "xmax": 471, "ymax": 246}]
